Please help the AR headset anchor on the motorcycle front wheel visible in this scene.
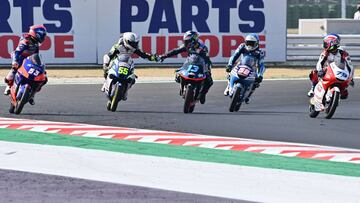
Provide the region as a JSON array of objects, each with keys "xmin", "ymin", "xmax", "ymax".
[
  {"xmin": 15, "ymin": 87, "xmax": 30, "ymax": 115},
  {"xmin": 325, "ymin": 91, "xmax": 340, "ymax": 119},
  {"xmin": 110, "ymin": 83, "xmax": 126, "ymax": 112},
  {"xmin": 184, "ymin": 85, "xmax": 195, "ymax": 114},
  {"xmin": 229, "ymin": 86, "xmax": 241, "ymax": 112},
  {"xmin": 9, "ymin": 103, "xmax": 15, "ymax": 114}
]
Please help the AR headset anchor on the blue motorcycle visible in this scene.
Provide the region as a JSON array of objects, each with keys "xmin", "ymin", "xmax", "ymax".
[
  {"xmin": 178, "ymin": 54, "xmax": 207, "ymax": 113},
  {"xmin": 228, "ymin": 56, "xmax": 257, "ymax": 112},
  {"xmin": 104, "ymin": 55, "xmax": 134, "ymax": 112},
  {"xmin": 9, "ymin": 54, "xmax": 47, "ymax": 114}
]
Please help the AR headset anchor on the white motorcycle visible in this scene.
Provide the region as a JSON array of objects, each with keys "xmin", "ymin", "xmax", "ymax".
[
  {"xmin": 104, "ymin": 55, "xmax": 135, "ymax": 112},
  {"xmin": 309, "ymin": 61, "xmax": 353, "ymax": 119}
]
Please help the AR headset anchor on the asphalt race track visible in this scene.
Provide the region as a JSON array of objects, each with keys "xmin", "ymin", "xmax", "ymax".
[
  {"xmin": 0, "ymin": 79, "xmax": 359, "ymax": 202},
  {"xmin": 1, "ymin": 80, "xmax": 359, "ymax": 149}
]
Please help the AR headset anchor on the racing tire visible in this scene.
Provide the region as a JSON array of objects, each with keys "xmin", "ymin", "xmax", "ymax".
[
  {"xmin": 184, "ymin": 85, "xmax": 194, "ymax": 114},
  {"xmin": 110, "ymin": 84, "xmax": 125, "ymax": 112},
  {"xmin": 229, "ymin": 87, "xmax": 241, "ymax": 112},
  {"xmin": 189, "ymin": 104, "xmax": 195, "ymax": 113},
  {"xmin": 9, "ymin": 103, "xmax": 15, "ymax": 114},
  {"xmin": 234, "ymin": 102, "xmax": 241, "ymax": 112},
  {"xmin": 15, "ymin": 87, "xmax": 30, "ymax": 115},
  {"xmin": 106, "ymin": 101, "xmax": 111, "ymax": 111},
  {"xmin": 309, "ymin": 104, "xmax": 320, "ymax": 118},
  {"xmin": 325, "ymin": 91, "xmax": 340, "ymax": 119}
]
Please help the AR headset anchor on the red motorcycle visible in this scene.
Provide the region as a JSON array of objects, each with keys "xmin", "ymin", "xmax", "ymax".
[{"xmin": 309, "ymin": 61, "xmax": 353, "ymax": 119}]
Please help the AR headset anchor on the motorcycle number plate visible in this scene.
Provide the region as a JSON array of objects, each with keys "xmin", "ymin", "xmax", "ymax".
[
  {"xmin": 118, "ymin": 67, "xmax": 129, "ymax": 75},
  {"xmin": 335, "ymin": 71, "xmax": 348, "ymax": 81},
  {"xmin": 28, "ymin": 68, "xmax": 40, "ymax": 76},
  {"xmin": 238, "ymin": 67, "xmax": 251, "ymax": 77}
]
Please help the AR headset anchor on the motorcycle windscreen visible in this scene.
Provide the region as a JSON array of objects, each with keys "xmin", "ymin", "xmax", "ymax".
[
  {"xmin": 180, "ymin": 54, "xmax": 206, "ymax": 80},
  {"xmin": 182, "ymin": 54, "xmax": 206, "ymax": 69},
  {"xmin": 240, "ymin": 55, "xmax": 256, "ymax": 68},
  {"xmin": 329, "ymin": 61, "xmax": 349, "ymax": 81}
]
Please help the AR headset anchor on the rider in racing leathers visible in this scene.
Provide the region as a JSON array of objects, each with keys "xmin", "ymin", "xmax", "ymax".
[
  {"xmin": 101, "ymin": 32, "xmax": 158, "ymax": 99},
  {"xmin": 159, "ymin": 30, "xmax": 213, "ymax": 104},
  {"xmin": 4, "ymin": 25, "xmax": 47, "ymax": 105},
  {"xmin": 224, "ymin": 33, "xmax": 266, "ymax": 104},
  {"xmin": 307, "ymin": 34, "xmax": 355, "ymax": 98}
]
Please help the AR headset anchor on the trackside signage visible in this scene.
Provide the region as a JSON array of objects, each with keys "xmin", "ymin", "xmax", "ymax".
[
  {"xmin": 0, "ymin": 0, "xmax": 286, "ymax": 65},
  {"xmin": 0, "ymin": 0, "xmax": 97, "ymax": 64},
  {"xmin": 98, "ymin": 0, "xmax": 287, "ymax": 64}
]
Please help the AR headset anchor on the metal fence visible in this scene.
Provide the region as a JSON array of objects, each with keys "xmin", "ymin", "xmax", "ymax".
[{"xmin": 286, "ymin": 34, "xmax": 360, "ymax": 66}]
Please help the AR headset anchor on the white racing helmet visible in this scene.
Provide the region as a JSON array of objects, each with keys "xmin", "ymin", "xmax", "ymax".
[
  {"xmin": 244, "ymin": 34, "xmax": 259, "ymax": 51},
  {"xmin": 122, "ymin": 32, "xmax": 139, "ymax": 51}
]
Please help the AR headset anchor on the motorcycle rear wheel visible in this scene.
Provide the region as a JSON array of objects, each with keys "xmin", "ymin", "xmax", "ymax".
[
  {"xmin": 325, "ymin": 91, "xmax": 340, "ymax": 119},
  {"xmin": 15, "ymin": 87, "xmax": 30, "ymax": 115}
]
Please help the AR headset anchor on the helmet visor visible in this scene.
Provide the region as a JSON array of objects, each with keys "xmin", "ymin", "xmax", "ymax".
[
  {"xmin": 245, "ymin": 41, "xmax": 256, "ymax": 47},
  {"xmin": 184, "ymin": 39, "xmax": 193, "ymax": 48},
  {"xmin": 128, "ymin": 41, "xmax": 139, "ymax": 49},
  {"xmin": 328, "ymin": 45, "xmax": 338, "ymax": 52}
]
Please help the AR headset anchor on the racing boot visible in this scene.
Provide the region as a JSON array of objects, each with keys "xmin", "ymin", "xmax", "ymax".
[
  {"xmin": 199, "ymin": 93, "xmax": 206, "ymax": 104},
  {"xmin": 244, "ymin": 94, "xmax": 252, "ymax": 104},
  {"xmin": 245, "ymin": 87, "xmax": 256, "ymax": 104},
  {"xmin": 101, "ymin": 82, "xmax": 106, "ymax": 92},
  {"xmin": 4, "ymin": 74, "xmax": 14, "ymax": 95},
  {"xmin": 28, "ymin": 96, "xmax": 35, "ymax": 105},
  {"xmin": 3, "ymin": 85, "xmax": 10, "ymax": 95},
  {"xmin": 340, "ymin": 89, "xmax": 348, "ymax": 100},
  {"xmin": 307, "ymin": 86, "xmax": 315, "ymax": 97},
  {"xmin": 224, "ymin": 83, "xmax": 230, "ymax": 96},
  {"xmin": 122, "ymin": 91, "xmax": 128, "ymax": 101}
]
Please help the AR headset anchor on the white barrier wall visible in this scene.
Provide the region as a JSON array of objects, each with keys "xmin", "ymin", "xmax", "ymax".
[{"xmin": 0, "ymin": 0, "xmax": 287, "ymax": 65}]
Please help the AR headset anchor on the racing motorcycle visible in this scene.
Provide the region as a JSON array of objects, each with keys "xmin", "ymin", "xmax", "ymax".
[
  {"xmin": 9, "ymin": 54, "xmax": 47, "ymax": 114},
  {"xmin": 104, "ymin": 55, "xmax": 135, "ymax": 112},
  {"xmin": 178, "ymin": 54, "xmax": 207, "ymax": 113},
  {"xmin": 309, "ymin": 61, "xmax": 353, "ymax": 119},
  {"xmin": 228, "ymin": 56, "xmax": 256, "ymax": 112}
]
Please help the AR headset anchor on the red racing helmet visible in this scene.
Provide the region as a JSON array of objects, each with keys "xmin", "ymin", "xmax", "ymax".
[{"xmin": 29, "ymin": 25, "xmax": 47, "ymax": 43}]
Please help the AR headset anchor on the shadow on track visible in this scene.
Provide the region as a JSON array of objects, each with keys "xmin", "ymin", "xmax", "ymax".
[
  {"xmin": 331, "ymin": 117, "xmax": 360, "ymax": 121},
  {"xmin": 115, "ymin": 110, "xmax": 304, "ymax": 116},
  {"xmin": 18, "ymin": 113, "xmax": 112, "ymax": 117}
]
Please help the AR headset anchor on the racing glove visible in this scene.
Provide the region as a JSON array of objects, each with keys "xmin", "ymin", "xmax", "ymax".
[
  {"xmin": 11, "ymin": 61, "xmax": 20, "ymax": 71},
  {"xmin": 350, "ymin": 79, "xmax": 355, "ymax": 87},
  {"xmin": 317, "ymin": 69, "xmax": 325, "ymax": 78},
  {"xmin": 159, "ymin": 55, "xmax": 167, "ymax": 62},
  {"xmin": 225, "ymin": 65, "xmax": 233, "ymax": 73},
  {"xmin": 148, "ymin": 54, "xmax": 158, "ymax": 62}
]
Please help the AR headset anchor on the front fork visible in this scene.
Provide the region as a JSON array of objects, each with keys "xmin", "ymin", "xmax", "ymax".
[{"xmin": 311, "ymin": 82, "xmax": 340, "ymax": 111}]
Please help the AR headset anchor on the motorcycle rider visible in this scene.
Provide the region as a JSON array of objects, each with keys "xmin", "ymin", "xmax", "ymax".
[
  {"xmin": 101, "ymin": 32, "xmax": 158, "ymax": 99},
  {"xmin": 224, "ymin": 33, "xmax": 266, "ymax": 103},
  {"xmin": 307, "ymin": 34, "xmax": 354, "ymax": 98},
  {"xmin": 158, "ymin": 30, "xmax": 213, "ymax": 104},
  {"xmin": 3, "ymin": 25, "xmax": 47, "ymax": 105}
]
